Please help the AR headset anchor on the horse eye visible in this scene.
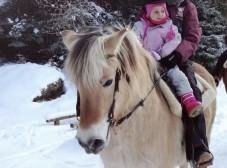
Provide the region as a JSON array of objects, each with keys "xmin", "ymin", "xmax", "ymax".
[{"xmin": 103, "ymin": 79, "xmax": 113, "ymax": 87}]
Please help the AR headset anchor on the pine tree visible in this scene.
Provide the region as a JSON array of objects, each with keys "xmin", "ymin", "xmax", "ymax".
[
  {"xmin": 0, "ymin": 0, "xmax": 51, "ymax": 64},
  {"xmin": 0, "ymin": 0, "xmax": 226, "ymax": 70},
  {"xmin": 194, "ymin": 0, "xmax": 226, "ymax": 71}
]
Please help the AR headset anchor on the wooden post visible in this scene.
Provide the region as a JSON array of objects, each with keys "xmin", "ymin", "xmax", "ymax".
[
  {"xmin": 46, "ymin": 114, "xmax": 77, "ymax": 125},
  {"xmin": 54, "ymin": 120, "xmax": 60, "ymax": 125}
]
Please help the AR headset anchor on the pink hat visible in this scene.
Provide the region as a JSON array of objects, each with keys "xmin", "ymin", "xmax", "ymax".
[{"xmin": 145, "ymin": 3, "xmax": 169, "ymax": 25}]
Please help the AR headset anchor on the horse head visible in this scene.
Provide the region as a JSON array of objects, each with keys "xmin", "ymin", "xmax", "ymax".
[{"xmin": 62, "ymin": 25, "xmax": 152, "ymax": 154}]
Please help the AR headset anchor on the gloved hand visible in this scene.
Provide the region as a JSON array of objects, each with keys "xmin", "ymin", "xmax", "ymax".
[{"xmin": 159, "ymin": 51, "xmax": 181, "ymax": 70}]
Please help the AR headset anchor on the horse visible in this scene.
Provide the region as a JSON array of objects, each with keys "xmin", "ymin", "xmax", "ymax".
[
  {"xmin": 212, "ymin": 50, "xmax": 227, "ymax": 92},
  {"xmin": 62, "ymin": 25, "xmax": 216, "ymax": 168}
]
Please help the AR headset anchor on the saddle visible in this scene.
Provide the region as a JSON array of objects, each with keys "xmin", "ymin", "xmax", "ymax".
[
  {"xmin": 148, "ymin": 59, "xmax": 216, "ymax": 118},
  {"xmin": 148, "ymin": 60, "xmax": 216, "ymax": 167}
]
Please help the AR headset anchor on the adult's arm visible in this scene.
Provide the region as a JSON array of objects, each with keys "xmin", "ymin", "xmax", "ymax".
[{"xmin": 175, "ymin": 2, "xmax": 202, "ymax": 64}]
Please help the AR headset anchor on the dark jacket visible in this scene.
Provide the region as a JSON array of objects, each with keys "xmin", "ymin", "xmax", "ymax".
[{"xmin": 167, "ymin": 0, "xmax": 202, "ymax": 63}]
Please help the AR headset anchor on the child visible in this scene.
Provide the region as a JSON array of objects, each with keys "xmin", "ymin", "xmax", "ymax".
[{"xmin": 133, "ymin": 1, "xmax": 203, "ymax": 118}]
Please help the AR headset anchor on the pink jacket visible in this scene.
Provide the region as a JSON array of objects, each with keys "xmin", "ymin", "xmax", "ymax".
[{"xmin": 133, "ymin": 18, "xmax": 181, "ymax": 59}]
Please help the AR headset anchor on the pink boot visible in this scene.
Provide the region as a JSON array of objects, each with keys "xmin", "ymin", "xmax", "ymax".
[{"xmin": 181, "ymin": 93, "xmax": 204, "ymax": 118}]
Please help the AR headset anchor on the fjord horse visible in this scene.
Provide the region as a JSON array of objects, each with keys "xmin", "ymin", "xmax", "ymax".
[{"xmin": 62, "ymin": 25, "xmax": 216, "ymax": 168}]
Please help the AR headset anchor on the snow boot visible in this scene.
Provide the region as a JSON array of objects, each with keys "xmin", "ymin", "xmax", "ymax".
[
  {"xmin": 194, "ymin": 140, "xmax": 213, "ymax": 168},
  {"xmin": 181, "ymin": 93, "xmax": 204, "ymax": 118}
]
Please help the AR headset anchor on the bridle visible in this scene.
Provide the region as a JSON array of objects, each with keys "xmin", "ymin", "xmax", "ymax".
[
  {"xmin": 107, "ymin": 63, "xmax": 166, "ymax": 127},
  {"xmin": 76, "ymin": 54, "xmax": 166, "ymax": 127}
]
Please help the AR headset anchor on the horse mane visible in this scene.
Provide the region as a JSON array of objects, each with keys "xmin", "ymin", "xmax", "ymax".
[{"xmin": 64, "ymin": 24, "xmax": 155, "ymax": 91}]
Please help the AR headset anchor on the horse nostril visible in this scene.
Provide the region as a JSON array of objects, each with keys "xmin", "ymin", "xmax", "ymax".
[{"xmin": 89, "ymin": 139, "xmax": 105, "ymax": 150}]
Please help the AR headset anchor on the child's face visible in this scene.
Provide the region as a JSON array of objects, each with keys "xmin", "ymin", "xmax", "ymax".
[{"xmin": 149, "ymin": 6, "xmax": 166, "ymax": 22}]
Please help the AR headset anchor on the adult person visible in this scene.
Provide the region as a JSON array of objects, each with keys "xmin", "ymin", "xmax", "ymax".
[{"xmin": 137, "ymin": 0, "xmax": 213, "ymax": 167}]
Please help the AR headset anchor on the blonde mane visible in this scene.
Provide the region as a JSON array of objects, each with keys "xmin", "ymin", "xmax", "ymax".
[{"xmin": 64, "ymin": 25, "xmax": 155, "ymax": 92}]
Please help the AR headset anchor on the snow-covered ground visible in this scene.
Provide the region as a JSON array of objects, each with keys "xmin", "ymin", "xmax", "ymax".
[
  {"xmin": 0, "ymin": 63, "xmax": 226, "ymax": 168},
  {"xmin": 0, "ymin": 0, "xmax": 5, "ymax": 6}
]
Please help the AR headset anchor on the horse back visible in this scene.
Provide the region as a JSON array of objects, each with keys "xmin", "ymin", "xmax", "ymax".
[{"xmin": 193, "ymin": 62, "xmax": 216, "ymax": 89}]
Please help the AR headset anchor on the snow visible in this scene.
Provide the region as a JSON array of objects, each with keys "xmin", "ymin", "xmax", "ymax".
[
  {"xmin": 7, "ymin": 18, "xmax": 14, "ymax": 24},
  {"xmin": 90, "ymin": 2, "xmax": 104, "ymax": 13},
  {"xmin": 0, "ymin": 63, "xmax": 226, "ymax": 168},
  {"xmin": 0, "ymin": 0, "xmax": 4, "ymax": 6},
  {"xmin": 33, "ymin": 28, "xmax": 39, "ymax": 34}
]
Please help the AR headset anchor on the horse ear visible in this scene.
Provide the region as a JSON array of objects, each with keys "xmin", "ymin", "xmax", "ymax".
[
  {"xmin": 61, "ymin": 30, "xmax": 78, "ymax": 50},
  {"xmin": 104, "ymin": 28, "xmax": 127, "ymax": 55}
]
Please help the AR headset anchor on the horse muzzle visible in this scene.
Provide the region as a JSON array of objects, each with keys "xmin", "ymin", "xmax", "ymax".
[
  {"xmin": 77, "ymin": 137, "xmax": 106, "ymax": 154},
  {"xmin": 75, "ymin": 119, "xmax": 110, "ymax": 154}
]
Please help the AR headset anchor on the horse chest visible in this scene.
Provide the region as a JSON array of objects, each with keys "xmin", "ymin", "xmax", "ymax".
[{"xmin": 101, "ymin": 127, "xmax": 179, "ymax": 168}]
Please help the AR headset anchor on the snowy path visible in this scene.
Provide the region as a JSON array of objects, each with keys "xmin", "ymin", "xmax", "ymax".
[
  {"xmin": 0, "ymin": 86, "xmax": 226, "ymax": 168},
  {"xmin": 0, "ymin": 63, "xmax": 226, "ymax": 168},
  {"xmin": 0, "ymin": 120, "xmax": 103, "ymax": 168},
  {"xmin": 0, "ymin": 63, "xmax": 103, "ymax": 168},
  {"xmin": 210, "ymin": 82, "xmax": 227, "ymax": 167}
]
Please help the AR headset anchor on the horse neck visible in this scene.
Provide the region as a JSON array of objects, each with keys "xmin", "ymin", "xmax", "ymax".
[
  {"xmin": 130, "ymin": 55, "xmax": 153, "ymax": 96},
  {"xmin": 103, "ymin": 54, "xmax": 185, "ymax": 167},
  {"xmin": 120, "ymin": 55, "xmax": 174, "ymax": 127},
  {"xmin": 107, "ymin": 76, "xmax": 184, "ymax": 167}
]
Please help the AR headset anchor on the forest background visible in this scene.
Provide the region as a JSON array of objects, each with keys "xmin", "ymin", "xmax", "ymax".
[{"xmin": 0, "ymin": 0, "xmax": 226, "ymax": 72}]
